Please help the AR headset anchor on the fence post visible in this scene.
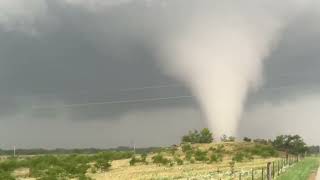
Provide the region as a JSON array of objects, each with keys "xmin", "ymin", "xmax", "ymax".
[
  {"xmin": 272, "ymin": 162, "xmax": 275, "ymax": 178},
  {"xmin": 239, "ymin": 172, "xmax": 242, "ymax": 180},
  {"xmin": 262, "ymin": 167, "xmax": 264, "ymax": 180},
  {"xmin": 252, "ymin": 169, "xmax": 254, "ymax": 180},
  {"xmin": 278, "ymin": 160, "xmax": 280, "ymax": 176},
  {"xmin": 267, "ymin": 162, "xmax": 272, "ymax": 180}
]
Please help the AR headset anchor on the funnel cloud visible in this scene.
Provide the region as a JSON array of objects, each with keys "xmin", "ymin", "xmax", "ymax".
[{"xmin": 160, "ymin": 0, "xmax": 313, "ymax": 136}]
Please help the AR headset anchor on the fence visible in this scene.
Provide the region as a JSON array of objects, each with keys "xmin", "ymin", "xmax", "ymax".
[{"xmin": 207, "ymin": 156, "xmax": 302, "ymax": 180}]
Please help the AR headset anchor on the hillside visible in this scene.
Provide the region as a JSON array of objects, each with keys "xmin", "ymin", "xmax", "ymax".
[
  {"xmin": 0, "ymin": 141, "xmax": 311, "ymax": 180},
  {"xmin": 90, "ymin": 142, "xmax": 284, "ymax": 180}
]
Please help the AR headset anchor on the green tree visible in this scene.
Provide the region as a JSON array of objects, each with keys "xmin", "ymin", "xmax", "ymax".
[
  {"xmin": 182, "ymin": 128, "xmax": 214, "ymax": 144},
  {"xmin": 243, "ymin": 137, "xmax": 252, "ymax": 142},
  {"xmin": 273, "ymin": 135, "xmax": 308, "ymax": 156},
  {"xmin": 199, "ymin": 128, "xmax": 214, "ymax": 143}
]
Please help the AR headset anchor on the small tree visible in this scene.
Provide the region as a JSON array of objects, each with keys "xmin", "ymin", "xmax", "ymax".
[
  {"xmin": 182, "ymin": 128, "xmax": 214, "ymax": 144},
  {"xmin": 199, "ymin": 128, "xmax": 214, "ymax": 143},
  {"xmin": 243, "ymin": 137, "xmax": 252, "ymax": 142}
]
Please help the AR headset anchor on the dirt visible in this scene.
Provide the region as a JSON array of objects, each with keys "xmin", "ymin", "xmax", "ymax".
[{"xmin": 309, "ymin": 167, "xmax": 319, "ymax": 180}]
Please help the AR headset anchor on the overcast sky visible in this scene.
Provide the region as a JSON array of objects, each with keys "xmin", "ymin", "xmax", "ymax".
[{"xmin": 0, "ymin": 0, "xmax": 319, "ymax": 149}]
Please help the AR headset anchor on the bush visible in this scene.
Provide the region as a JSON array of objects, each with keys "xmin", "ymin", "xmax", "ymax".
[
  {"xmin": 247, "ymin": 145, "xmax": 278, "ymax": 158},
  {"xmin": 129, "ymin": 156, "xmax": 138, "ymax": 166},
  {"xmin": 182, "ymin": 143, "xmax": 192, "ymax": 152},
  {"xmin": 95, "ymin": 159, "xmax": 111, "ymax": 171},
  {"xmin": 0, "ymin": 169, "xmax": 15, "ymax": 180},
  {"xmin": 194, "ymin": 149, "xmax": 208, "ymax": 162},
  {"xmin": 185, "ymin": 151, "xmax": 193, "ymax": 161},
  {"xmin": 232, "ymin": 151, "xmax": 254, "ymax": 162},
  {"xmin": 232, "ymin": 152, "xmax": 246, "ymax": 162},
  {"xmin": 254, "ymin": 139, "xmax": 268, "ymax": 145},
  {"xmin": 174, "ymin": 157, "xmax": 184, "ymax": 165},
  {"xmin": 152, "ymin": 154, "xmax": 171, "ymax": 165},
  {"xmin": 243, "ymin": 137, "xmax": 252, "ymax": 142},
  {"xmin": 141, "ymin": 154, "xmax": 147, "ymax": 163},
  {"xmin": 209, "ymin": 153, "xmax": 223, "ymax": 163},
  {"xmin": 129, "ymin": 154, "xmax": 148, "ymax": 166}
]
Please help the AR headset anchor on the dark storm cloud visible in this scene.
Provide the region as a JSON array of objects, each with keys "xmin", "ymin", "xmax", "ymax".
[{"xmin": 0, "ymin": 0, "xmax": 319, "ymax": 148}]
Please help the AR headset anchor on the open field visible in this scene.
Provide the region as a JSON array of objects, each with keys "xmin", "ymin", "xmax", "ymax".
[
  {"xmin": 91, "ymin": 157, "xmax": 278, "ymax": 180},
  {"xmin": 0, "ymin": 142, "xmax": 299, "ymax": 180}
]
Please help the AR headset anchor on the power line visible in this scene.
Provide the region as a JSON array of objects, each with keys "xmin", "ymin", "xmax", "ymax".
[
  {"xmin": 32, "ymin": 95, "xmax": 194, "ymax": 109},
  {"xmin": 119, "ymin": 84, "xmax": 183, "ymax": 92},
  {"xmin": 31, "ymin": 84, "xmax": 319, "ymax": 110}
]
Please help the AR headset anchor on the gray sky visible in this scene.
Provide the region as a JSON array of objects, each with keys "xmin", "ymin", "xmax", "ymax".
[{"xmin": 0, "ymin": 0, "xmax": 319, "ymax": 149}]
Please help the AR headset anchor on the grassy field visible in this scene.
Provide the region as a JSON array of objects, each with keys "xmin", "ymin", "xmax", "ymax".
[
  {"xmin": 0, "ymin": 142, "xmax": 305, "ymax": 180},
  {"xmin": 277, "ymin": 157, "xmax": 319, "ymax": 180}
]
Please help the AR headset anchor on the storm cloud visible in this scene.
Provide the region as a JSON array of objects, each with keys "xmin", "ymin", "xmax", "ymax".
[{"xmin": 0, "ymin": 0, "xmax": 319, "ymax": 149}]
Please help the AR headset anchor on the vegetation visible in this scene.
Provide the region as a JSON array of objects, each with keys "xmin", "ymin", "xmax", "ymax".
[
  {"xmin": 243, "ymin": 137, "xmax": 252, "ymax": 142},
  {"xmin": 194, "ymin": 149, "xmax": 208, "ymax": 162},
  {"xmin": 308, "ymin": 145, "xmax": 320, "ymax": 154},
  {"xmin": 244, "ymin": 144, "xmax": 279, "ymax": 158},
  {"xmin": 0, "ymin": 147, "xmax": 157, "ymax": 156},
  {"xmin": 209, "ymin": 153, "xmax": 223, "ymax": 163},
  {"xmin": 220, "ymin": 134, "xmax": 236, "ymax": 142},
  {"xmin": 0, "ymin": 151, "xmax": 133, "ymax": 179},
  {"xmin": 0, "ymin": 131, "xmax": 315, "ymax": 179},
  {"xmin": 129, "ymin": 154, "xmax": 148, "ymax": 166},
  {"xmin": 273, "ymin": 135, "xmax": 308, "ymax": 155},
  {"xmin": 278, "ymin": 158, "xmax": 319, "ymax": 180},
  {"xmin": 152, "ymin": 153, "xmax": 171, "ymax": 166},
  {"xmin": 253, "ymin": 138, "xmax": 269, "ymax": 145},
  {"xmin": 182, "ymin": 128, "xmax": 214, "ymax": 144}
]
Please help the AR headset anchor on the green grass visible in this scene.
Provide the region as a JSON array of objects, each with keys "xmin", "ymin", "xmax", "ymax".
[{"xmin": 278, "ymin": 158, "xmax": 319, "ymax": 180}]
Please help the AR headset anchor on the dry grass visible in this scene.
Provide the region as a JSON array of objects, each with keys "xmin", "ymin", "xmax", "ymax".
[{"xmin": 89, "ymin": 142, "xmax": 281, "ymax": 180}]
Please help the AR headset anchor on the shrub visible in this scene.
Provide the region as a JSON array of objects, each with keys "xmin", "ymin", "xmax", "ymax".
[
  {"xmin": 129, "ymin": 156, "xmax": 138, "ymax": 166},
  {"xmin": 243, "ymin": 137, "xmax": 252, "ymax": 142},
  {"xmin": 174, "ymin": 157, "xmax": 184, "ymax": 165},
  {"xmin": 209, "ymin": 145, "xmax": 225, "ymax": 154},
  {"xmin": 209, "ymin": 153, "xmax": 223, "ymax": 163},
  {"xmin": 182, "ymin": 143, "xmax": 192, "ymax": 152},
  {"xmin": 0, "ymin": 169, "xmax": 15, "ymax": 180},
  {"xmin": 185, "ymin": 151, "xmax": 193, "ymax": 161},
  {"xmin": 94, "ymin": 159, "xmax": 111, "ymax": 171},
  {"xmin": 152, "ymin": 154, "xmax": 171, "ymax": 165},
  {"xmin": 129, "ymin": 154, "xmax": 148, "ymax": 166},
  {"xmin": 141, "ymin": 154, "xmax": 147, "ymax": 163},
  {"xmin": 232, "ymin": 152, "xmax": 253, "ymax": 162},
  {"xmin": 254, "ymin": 139, "xmax": 268, "ymax": 145},
  {"xmin": 194, "ymin": 149, "xmax": 208, "ymax": 162},
  {"xmin": 232, "ymin": 152, "xmax": 246, "ymax": 162},
  {"xmin": 247, "ymin": 145, "xmax": 278, "ymax": 158}
]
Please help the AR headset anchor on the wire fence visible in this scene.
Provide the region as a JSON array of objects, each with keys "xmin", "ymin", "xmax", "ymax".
[{"xmin": 195, "ymin": 156, "xmax": 302, "ymax": 180}]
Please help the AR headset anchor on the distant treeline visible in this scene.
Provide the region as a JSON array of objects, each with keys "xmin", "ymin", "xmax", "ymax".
[
  {"xmin": 0, "ymin": 146, "xmax": 160, "ymax": 156},
  {"xmin": 308, "ymin": 146, "xmax": 320, "ymax": 154}
]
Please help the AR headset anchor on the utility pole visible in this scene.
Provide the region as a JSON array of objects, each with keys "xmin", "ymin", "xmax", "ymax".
[
  {"xmin": 131, "ymin": 140, "xmax": 136, "ymax": 154},
  {"xmin": 133, "ymin": 141, "xmax": 136, "ymax": 154},
  {"xmin": 13, "ymin": 146, "xmax": 16, "ymax": 157}
]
